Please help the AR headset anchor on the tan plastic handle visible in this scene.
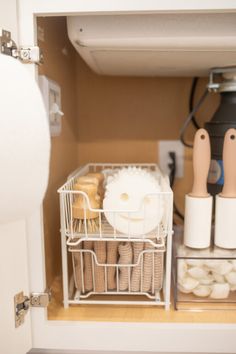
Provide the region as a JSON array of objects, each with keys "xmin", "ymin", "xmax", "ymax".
[
  {"xmin": 221, "ymin": 128, "xmax": 236, "ymax": 198},
  {"xmin": 190, "ymin": 128, "xmax": 211, "ymax": 198}
]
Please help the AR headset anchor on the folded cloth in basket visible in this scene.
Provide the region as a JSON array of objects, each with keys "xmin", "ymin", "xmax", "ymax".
[
  {"xmin": 94, "ymin": 241, "xmax": 106, "ymax": 292},
  {"xmin": 118, "ymin": 242, "xmax": 133, "ymax": 291},
  {"xmin": 107, "ymin": 241, "xmax": 119, "ymax": 290},
  {"xmin": 131, "ymin": 242, "xmax": 144, "ymax": 292}
]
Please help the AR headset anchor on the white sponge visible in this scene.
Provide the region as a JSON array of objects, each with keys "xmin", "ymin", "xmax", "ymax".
[{"xmin": 103, "ymin": 167, "xmax": 163, "ymax": 236}]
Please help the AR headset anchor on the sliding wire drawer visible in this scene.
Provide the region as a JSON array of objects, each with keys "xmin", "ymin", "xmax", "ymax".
[{"xmin": 58, "ymin": 163, "xmax": 173, "ymax": 308}]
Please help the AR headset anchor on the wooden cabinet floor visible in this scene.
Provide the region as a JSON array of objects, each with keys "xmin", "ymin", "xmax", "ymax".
[{"xmin": 47, "ymin": 277, "xmax": 236, "ymax": 323}]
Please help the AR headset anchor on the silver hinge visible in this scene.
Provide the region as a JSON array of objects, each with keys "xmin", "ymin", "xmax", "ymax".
[
  {"xmin": 14, "ymin": 292, "xmax": 30, "ymax": 328},
  {"xmin": 14, "ymin": 290, "xmax": 51, "ymax": 328},
  {"xmin": 30, "ymin": 291, "xmax": 52, "ymax": 307},
  {"xmin": 0, "ymin": 28, "xmax": 42, "ymax": 64}
]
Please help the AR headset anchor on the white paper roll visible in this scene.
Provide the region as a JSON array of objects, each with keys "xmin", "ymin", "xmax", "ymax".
[
  {"xmin": 0, "ymin": 54, "xmax": 50, "ymax": 223},
  {"xmin": 215, "ymin": 195, "xmax": 236, "ymax": 249},
  {"xmin": 184, "ymin": 194, "xmax": 213, "ymax": 249}
]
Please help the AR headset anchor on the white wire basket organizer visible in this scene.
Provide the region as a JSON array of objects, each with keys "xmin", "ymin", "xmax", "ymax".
[{"xmin": 58, "ymin": 163, "xmax": 173, "ymax": 308}]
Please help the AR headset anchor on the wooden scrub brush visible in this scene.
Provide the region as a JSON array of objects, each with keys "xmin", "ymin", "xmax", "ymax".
[
  {"xmin": 72, "ymin": 182, "xmax": 100, "ymax": 233},
  {"xmin": 86, "ymin": 172, "xmax": 105, "ymax": 198}
]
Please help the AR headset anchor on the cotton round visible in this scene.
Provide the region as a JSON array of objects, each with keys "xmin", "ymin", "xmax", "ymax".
[
  {"xmin": 193, "ymin": 285, "xmax": 212, "ymax": 297},
  {"xmin": 103, "ymin": 168, "xmax": 163, "ymax": 236}
]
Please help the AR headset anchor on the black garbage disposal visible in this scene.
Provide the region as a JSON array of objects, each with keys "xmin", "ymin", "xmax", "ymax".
[{"xmin": 205, "ymin": 73, "xmax": 236, "ymax": 196}]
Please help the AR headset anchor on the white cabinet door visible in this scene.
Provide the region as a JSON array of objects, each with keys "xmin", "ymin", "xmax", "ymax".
[
  {"xmin": 0, "ymin": 1, "xmax": 51, "ymax": 352},
  {"xmin": 0, "ymin": 0, "xmax": 32, "ymax": 354},
  {"xmin": 0, "ymin": 2, "xmax": 32, "ymax": 353},
  {"xmin": 0, "ymin": 221, "xmax": 32, "ymax": 354},
  {"xmin": 0, "ymin": 0, "xmax": 18, "ymax": 41}
]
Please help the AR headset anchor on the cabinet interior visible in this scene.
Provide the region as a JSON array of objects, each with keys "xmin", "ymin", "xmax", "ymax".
[{"xmin": 37, "ymin": 16, "xmax": 235, "ymax": 322}]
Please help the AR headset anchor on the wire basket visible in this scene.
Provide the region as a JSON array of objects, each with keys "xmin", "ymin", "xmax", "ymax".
[
  {"xmin": 58, "ymin": 163, "xmax": 172, "ymax": 240},
  {"xmin": 69, "ymin": 238, "xmax": 165, "ymax": 300},
  {"xmin": 58, "ymin": 164, "xmax": 173, "ymax": 307}
]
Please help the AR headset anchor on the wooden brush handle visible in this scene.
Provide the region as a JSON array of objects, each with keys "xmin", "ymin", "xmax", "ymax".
[
  {"xmin": 190, "ymin": 128, "xmax": 210, "ymax": 198},
  {"xmin": 221, "ymin": 128, "xmax": 236, "ymax": 198}
]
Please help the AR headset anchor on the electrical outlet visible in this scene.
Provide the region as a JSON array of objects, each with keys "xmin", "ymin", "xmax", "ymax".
[{"xmin": 158, "ymin": 140, "xmax": 184, "ymax": 178}]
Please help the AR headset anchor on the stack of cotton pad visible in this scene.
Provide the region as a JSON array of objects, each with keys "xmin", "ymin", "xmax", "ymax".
[
  {"xmin": 103, "ymin": 167, "xmax": 163, "ymax": 236},
  {"xmin": 177, "ymin": 246, "xmax": 236, "ymax": 299}
]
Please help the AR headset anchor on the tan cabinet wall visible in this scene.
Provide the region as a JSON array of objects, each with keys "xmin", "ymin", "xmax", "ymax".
[{"xmin": 38, "ymin": 17, "xmax": 219, "ymax": 285}]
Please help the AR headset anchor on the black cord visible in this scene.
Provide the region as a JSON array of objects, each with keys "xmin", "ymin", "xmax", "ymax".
[
  {"xmin": 168, "ymin": 151, "xmax": 184, "ymax": 221},
  {"xmin": 189, "ymin": 77, "xmax": 201, "ymax": 130},
  {"xmin": 180, "ymin": 78, "xmax": 209, "ymax": 148},
  {"xmin": 180, "ymin": 133, "xmax": 193, "ymax": 149},
  {"xmin": 168, "ymin": 152, "xmax": 175, "ymax": 188},
  {"xmin": 180, "ymin": 88, "xmax": 209, "ymax": 148}
]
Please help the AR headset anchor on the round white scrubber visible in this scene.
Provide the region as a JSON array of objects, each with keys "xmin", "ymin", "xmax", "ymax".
[
  {"xmin": 210, "ymin": 283, "xmax": 230, "ymax": 299},
  {"xmin": 193, "ymin": 285, "xmax": 212, "ymax": 297},
  {"xmin": 225, "ymin": 271, "xmax": 236, "ymax": 286},
  {"xmin": 188, "ymin": 266, "xmax": 208, "ymax": 280},
  {"xmin": 216, "ymin": 261, "xmax": 233, "ymax": 276},
  {"xmin": 178, "ymin": 284, "xmax": 192, "ymax": 294},
  {"xmin": 103, "ymin": 167, "xmax": 163, "ymax": 236},
  {"xmin": 199, "ymin": 274, "xmax": 214, "ymax": 285},
  {"xmin": 212, "ymin": 272, "xmax": 225, "ymax": 284},
  {"xmin": 178, "ymin": 260, "xmax": 188, "ymax": 280},
  {"xmin": 204, "ymin": 260, "xmax": 233, "ymax": 275},
  {"xmin": 179, "ymin": 276, "xmax": 199, "ymax": 292}
]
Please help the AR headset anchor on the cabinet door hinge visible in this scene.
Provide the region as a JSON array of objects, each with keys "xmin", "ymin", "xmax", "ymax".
[
  {"xmin": 30, "ymin": 291, "xmax": 52, "ymax": 307},
  {"xmin": 14, "ymin": 290, "xmax": 51, "ymax": 328},
  {"xmin": 0, "ymin": 28, "xmax": 42, "ymax": 64}
]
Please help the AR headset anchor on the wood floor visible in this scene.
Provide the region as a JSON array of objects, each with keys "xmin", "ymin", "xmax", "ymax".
[{"xmin": 47, "ymin": 277, "xmax": 236, "ymax": 323}]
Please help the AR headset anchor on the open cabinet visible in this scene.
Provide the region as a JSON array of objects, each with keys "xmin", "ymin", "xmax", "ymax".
[{"xmin": 1, "ymin": 1, "xmax": 236, "ymax": 353}]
